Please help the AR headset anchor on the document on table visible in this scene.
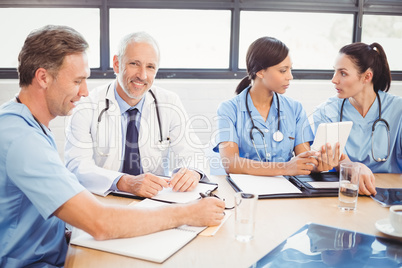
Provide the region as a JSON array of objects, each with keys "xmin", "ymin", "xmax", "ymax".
[
  {"xmin": 110, "ymin": 181, "xmax": 218, "ymax": 204},
  {"xmin": 229, "ymin": 174, "xmax": 302, "ymax": 195},
  {"xmin": 307, "ymin": 181, "xmax": 339, "ymax": 189},
  {"xmin": 70, "ymin": 198, "xmax": 206, "ymax": 263},
  {"xmin": 70, "ymin": 227, "xmax": 200, "ymax": 263}
]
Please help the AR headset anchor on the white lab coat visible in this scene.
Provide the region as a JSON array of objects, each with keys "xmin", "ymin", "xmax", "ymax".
[{"xmin": 65, "ymin": 80, "xmax": 207, "ymax": 196}]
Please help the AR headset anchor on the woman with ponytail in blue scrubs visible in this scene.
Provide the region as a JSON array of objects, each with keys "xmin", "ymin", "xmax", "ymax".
[{"xmin": 314, "ymin": 42, "xmax": 401, "ymax": 195}]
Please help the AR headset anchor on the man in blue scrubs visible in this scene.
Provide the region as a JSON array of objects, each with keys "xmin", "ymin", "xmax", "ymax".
[{"xmin": 0, "ymin": 25, "xmax": 224, "ymax": 267}]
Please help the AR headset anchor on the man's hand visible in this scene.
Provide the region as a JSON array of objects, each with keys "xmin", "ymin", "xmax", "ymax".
[
  {"xmin": 169, "ymin": 167, "xmax": 201, "ymax": 192},
  {"xmin": 186, "ymin": 197, "xmax": 225, "ymax": 226},
  {"xmin": 117, "ymin": 173, "xmax": 168, "ymax": 198}
]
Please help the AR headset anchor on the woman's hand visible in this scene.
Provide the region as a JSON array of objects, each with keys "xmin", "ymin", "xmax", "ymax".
[{"xmin": 315, "ymin": 143, "xmax": 340, "ymax": 172}]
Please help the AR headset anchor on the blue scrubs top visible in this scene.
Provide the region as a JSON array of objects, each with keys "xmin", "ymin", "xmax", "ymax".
[
  {"xmin": 0, "ymin": 100, "xmax": 85, "ymax": 267},
  {"xmin": 313, "ymin": 91, "xmax": 402, "ymax": 173},
  {"xmin": 213, "ymin": 87, "xmax": 314, "ymax": 162}
]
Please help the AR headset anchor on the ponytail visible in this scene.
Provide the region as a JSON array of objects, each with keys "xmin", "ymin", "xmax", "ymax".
[
  {"xmin": 369, "ymin": 43, "xmax": 391, "ymax": 92},
  {"xmin": 235, "ymin": 76, "xmax": 251, "ymax": 95}
]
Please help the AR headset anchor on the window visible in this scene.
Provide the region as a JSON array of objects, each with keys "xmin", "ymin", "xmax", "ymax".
[
  {"xmin": 362, "ymin": 15, "xmax": 402, "ymax": 71},
  {"xmin": 110, "ymin": 9, "xmax": 231, "ymax": 69},
  {"xmin": 239, "ymin": 11, "xmax": 354, "ymax": 70},
  {"xmin": 0, "ymin": 8, "xmax": 100, "ymax": 69},
  {"xmin": 0, "ymin": 0, "xmax": 401, "ymax": 80}
]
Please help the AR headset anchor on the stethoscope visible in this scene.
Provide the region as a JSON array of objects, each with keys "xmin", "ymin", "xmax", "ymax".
[
  {"xmin": 245, "ymin": 87, "xmax": 284, "ymax": 162},
  {"xmin": 15, "ymin": 96, "xmax": 48, "ymax": 136},
  {"xmin": 340, "ymin": 91, "xmax": 390, "ymax": 162},
  {"xmin": 96, "ymin": 83, "xmax": 170, "ymax": 156}
]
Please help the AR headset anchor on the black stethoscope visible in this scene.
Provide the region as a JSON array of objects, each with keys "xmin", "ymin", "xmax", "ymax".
[
  {"xmin": 96, "ymin": 83, "xmax": 170, "ymax": 156},
  {"xmin": 245, "ymin": 87, "xmax": 283, "ymax": 162},
  {"xmin": 15, "ymin": 96, "xmax": 48, "ymax": 136},
  {"xmin": 340, "ymin": 91, "xmax": 390, "ymax": 162}
]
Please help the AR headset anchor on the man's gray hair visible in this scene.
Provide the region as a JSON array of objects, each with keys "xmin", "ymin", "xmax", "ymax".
[{"xmin": 116, "ymin": 31, "xmax": 160, "ymax": 65}]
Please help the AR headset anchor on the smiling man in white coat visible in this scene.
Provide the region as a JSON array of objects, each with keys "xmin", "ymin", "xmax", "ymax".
[{"xmin": 65, "ymin": 32, "xmax": 207, "ymax": 198}]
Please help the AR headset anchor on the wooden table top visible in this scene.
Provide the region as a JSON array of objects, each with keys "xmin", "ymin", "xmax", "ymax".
[{"xmin": 65, "ymin": 173, "xmax": 402, "ymax": 268}]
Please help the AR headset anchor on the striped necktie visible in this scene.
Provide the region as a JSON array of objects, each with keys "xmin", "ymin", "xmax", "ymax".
[{"xmin": 122, "ymin": 108, "xmax": 141, "ymax": 175}]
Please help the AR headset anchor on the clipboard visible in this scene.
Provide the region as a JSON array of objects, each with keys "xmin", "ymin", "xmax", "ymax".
[
  {"xmin": 110, "ymin": 180, "xmax": 218, "ymax": 204},
  {"xmin": 226, "ymin": 172, "xmax": 339, "ymax": 199}
]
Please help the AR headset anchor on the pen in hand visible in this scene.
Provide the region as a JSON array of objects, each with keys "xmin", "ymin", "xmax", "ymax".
[{"xmin": 199, "ymin": 192, "xmax": 228, "ymax": 214}]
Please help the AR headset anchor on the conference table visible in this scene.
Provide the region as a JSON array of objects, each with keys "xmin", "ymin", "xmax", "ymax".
[{"xmin": 65, "ymin": 173, "xmax": 402, "ymax": 267}]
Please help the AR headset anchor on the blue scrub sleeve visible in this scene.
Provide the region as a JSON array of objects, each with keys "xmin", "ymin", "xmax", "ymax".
[
  {"xmin": 213, "ymin": 101, "xmax": 240, "ymax": 153},
  {"xmin": 6, "ymin": 132, "xmax": 85, "ymax": 219}
]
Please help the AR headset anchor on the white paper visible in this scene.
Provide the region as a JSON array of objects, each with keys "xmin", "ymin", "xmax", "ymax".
[
  {"xmin": 229, "ymin": 174, "xmax": 302, "ymax": 195},
  {"xmin": 112, "ymin": 182, "xmax": 217, "ymax": 204},
  {"xmin": 152, "ymin": 182, "xmax": 216, "ymax": 203},
  {"xmin": 70, "ymin": 227, "xmax": 197, "ymax": 263},
  {"xmin": 307, "ymin": 181, "xmax": 339, "ymax": 189}
]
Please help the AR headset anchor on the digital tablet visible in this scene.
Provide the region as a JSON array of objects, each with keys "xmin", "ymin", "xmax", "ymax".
[{"xmin": 311, "ymin": 121, "xmax": 353, "ymax": 156}]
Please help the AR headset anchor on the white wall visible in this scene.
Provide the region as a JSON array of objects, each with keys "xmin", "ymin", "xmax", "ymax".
[{"xmin": 1, "ymin": 79, "xmax": 401, "ymax": 174}]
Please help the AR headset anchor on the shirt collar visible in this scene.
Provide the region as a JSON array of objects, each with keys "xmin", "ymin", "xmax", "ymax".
[
  {"xmin": 239, "ymin": 85, "xmax": 282, "ymax": 114},
  {"xmin": 114, "ymin": 84, "xmax": 146, "ymax": 115}
]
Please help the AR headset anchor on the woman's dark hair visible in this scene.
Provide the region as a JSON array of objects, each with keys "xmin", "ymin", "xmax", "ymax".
[
  {"xmin": 235, "ymin": 36, "xmax": 289, "ymax": 94},
  {"xmin": 339, "ymin": 42, "xmax": 391, "ymax": 92}
]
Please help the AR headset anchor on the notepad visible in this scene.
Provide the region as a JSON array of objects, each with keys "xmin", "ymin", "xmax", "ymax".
[
  {"xmin": 70, "ymin": 198, "xmax": 208, "ymax": 263},
  {"xmin": 70, "ymin": 227, "xmax": 200, "ymax": 263},
  {"xmin": 70, "ymin": 228, "xmax": 197, "ymax": 263},
  {"xmin": 229, "ymin": 174, "xmax": 302, "ymax": 196}
]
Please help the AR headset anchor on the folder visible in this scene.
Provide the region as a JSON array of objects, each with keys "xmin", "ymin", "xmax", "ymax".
[
  {"xmin": 227, "ymin": 172, "xmax": 339, "ymax": 199},
  {"xmin": 250, "ymin": 222, "xmax": 402, "ymax": 267}
]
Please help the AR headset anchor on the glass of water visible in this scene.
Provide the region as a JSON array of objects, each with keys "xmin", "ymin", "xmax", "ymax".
[
  {"xmin": 338, "ymin": 162, "xmax": 361, "ymax": 211},
  {"xmin": 234, "ymin": 192, "xmax": 257, "ymax": 242}
]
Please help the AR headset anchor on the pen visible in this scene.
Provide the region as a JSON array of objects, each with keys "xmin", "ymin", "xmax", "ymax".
[
  {"xmin": 200, "ymin": 192, "xmax": 222, "ymax": 200},
  {"xmin": 199, "ymin": 192, "xmax": 227, "ymax": 214}
]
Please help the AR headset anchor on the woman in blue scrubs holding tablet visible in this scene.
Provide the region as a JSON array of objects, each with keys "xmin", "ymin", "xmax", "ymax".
[
  {"xmin": 314, "ymin": 42, "xmax": 402, "ymax": 180},
  {"xmin": 213, "ymin": 37, "xmax": 335, "ymax": 177}
]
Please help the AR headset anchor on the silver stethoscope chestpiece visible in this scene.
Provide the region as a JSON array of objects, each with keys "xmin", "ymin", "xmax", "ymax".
[
  {"xmin": 157, "ymin": 139, "xmax": 170, "ymax": 151},
  {"xmin": 273, "ymin": 130, "xmax": 284, "ymax": 142}
]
